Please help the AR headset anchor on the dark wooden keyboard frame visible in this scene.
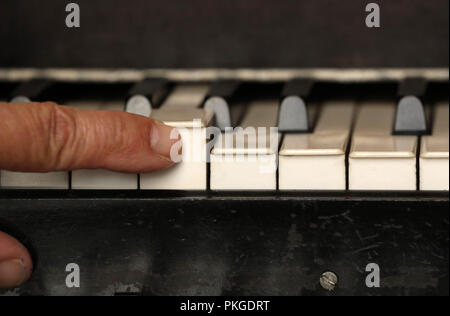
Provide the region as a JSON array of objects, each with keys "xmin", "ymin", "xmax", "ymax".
[{"xmin": 0, "ymin": 190, "xmax": 448, "ymax": 296}]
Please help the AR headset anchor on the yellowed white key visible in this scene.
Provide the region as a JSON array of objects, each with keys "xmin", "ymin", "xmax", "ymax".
[
  {"xmin": 210, "ymin": 100, "xmax": 280, "ymax": 190},
  {"xmin": 349, "ymin": 102, "xmax": 418, "ymax": 190},
  {"xmin": 140, "ymin": 85, "xmax": 212, "ymax": 190},
  {"xmin": 0, "ymin": 171, "xmax": 69, "ymax": 189},
  {"xmin": 279, "ymin": 101, "xmax": 355, "ymax": 190},
  {"xmin": 0, "ymin": 101, "xmax": 69, "ymax": 189},
  {"xmin": 420, "ymin": 102, "xmax": 449, "ymax": 191},
  {"xmin": 140, "ymin": 108, "xmax": 213, "ymax": 190},
  {"xmin": 70, "ymin": 100, "xmax": 138, "ymax": 190},
  {"xmin": 162, "ymin": 85, "xmax": 209, "ymax": 109}
]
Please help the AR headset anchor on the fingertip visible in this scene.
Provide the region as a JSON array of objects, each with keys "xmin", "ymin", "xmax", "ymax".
[
  {"xmin": 150, "ymin": 119, "xmax": 182, "ymax": 162},
  {"xmin": 0, "ymin": 231, "xmax": 33, "ymax": 289}
]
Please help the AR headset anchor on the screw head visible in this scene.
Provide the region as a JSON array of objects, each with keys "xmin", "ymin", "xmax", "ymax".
[{"xmin": 320, "ymin": 271, "xmax": 338, "ymax": 291}]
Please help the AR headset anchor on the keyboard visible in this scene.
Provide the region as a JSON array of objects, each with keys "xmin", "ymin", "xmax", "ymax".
[
  {"xmin": 0, "ymin": 77, "xmax": 448, "ymax": 296},
  {"xmin": 0, "ymin": 0, "xmax": 448, "ymax": 298},
  {"xmin": 0, "ymin": 79, "xmax": 448, "ymax": 192}
]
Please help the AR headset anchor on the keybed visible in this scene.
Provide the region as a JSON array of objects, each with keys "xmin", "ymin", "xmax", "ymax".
[{"xmin": 0, "ymin": 81, "xmax": 448, "ymax": 191}]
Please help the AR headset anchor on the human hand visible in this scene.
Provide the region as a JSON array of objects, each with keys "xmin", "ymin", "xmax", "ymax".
[{"xmin": 0, "ymin": 101, "xmax": 180, "ymax": 288}]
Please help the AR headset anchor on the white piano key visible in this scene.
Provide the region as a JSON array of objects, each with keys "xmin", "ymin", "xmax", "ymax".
[
  {"xmin": 129, "ymin": 84, "xmax": 211, "ymax": 190},
  {"xmin": 420, "ymin": 102, "xmax": 449, "ymax": 191},
  {"xmin": 70, "ymin": 100, "xmax": 138, "ymax": 190},
  {"xmin": 72, "ymin": 169, "xmax": 138, "ymax": 190},
  {"xmin": 162, "ymin": 84, "xmax": 209, "ymax": 109},
  {"xmin": 0, "ymin": 171, "xmax": 69, "ymax": 189},
  {"xmin": 279, "ymin": 101, "xmax": 355, "ymax": 190},
  {"xmin": 140, "ymin": 107, "xmax": 213, "ymax": 190},
  {"xmin": 210, "ymin": 100, "xmax": 280, "ymax": 190},
  {"xmin": 349, "ymin": 102, "xmax": 418, "ymax": 190}
]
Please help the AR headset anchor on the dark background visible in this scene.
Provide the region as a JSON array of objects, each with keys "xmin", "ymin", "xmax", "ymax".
[{"xmin": 0, "ymin": 0, "xmax": 448, "ymax": 68}]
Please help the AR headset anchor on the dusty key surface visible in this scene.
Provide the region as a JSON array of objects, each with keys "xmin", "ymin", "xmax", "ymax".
[
  {"xmin": 210, "ymin": 100, "xmax": 279, "ymax": 190},
  {"xmin": 279, "ymin": 101, "xmax": 355, "ymax": 190},
  {"xmin": 349, "ymin": 102, "xmax": 418, "ymax": 190}
]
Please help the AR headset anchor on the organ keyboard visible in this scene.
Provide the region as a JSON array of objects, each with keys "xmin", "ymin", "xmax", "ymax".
[
  {"xmin": 0, "ymin": 80, "xmax": 447, "ymax": 192},
  {"xmin": 0, "ymin": 0, "xmax": 448, "ymax": 297}
]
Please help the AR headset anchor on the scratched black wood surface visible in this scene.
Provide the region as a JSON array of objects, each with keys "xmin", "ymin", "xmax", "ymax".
[
  {"xmin": 0, "ymin": 191, "xmax": 448, "ymax": 296},
  {"xmin": 0, "ymin": 0, "xmax": 448, "ymax": 68}
]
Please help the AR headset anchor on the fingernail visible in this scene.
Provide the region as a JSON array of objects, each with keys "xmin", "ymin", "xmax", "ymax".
[
  {"xmin": 0, "ymin": 259, "xmax": 27, "ymax": 289},
  {"xmin": 150, "ymin": 120, "xmax": 182, "ymax": 162}
]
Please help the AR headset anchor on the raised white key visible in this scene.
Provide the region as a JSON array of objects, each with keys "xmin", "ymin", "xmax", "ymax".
[
  {"xmin": 349, "ymin": 102, "xmax": 418, "ymax": 190},
  {"xmin": 70, "ymin": 100, "xmax": 138, "ymax": 190},
  {"xmin": 420, "ymin": 102, "xmax": 449, "ymax": 191},
  {"xmin": 279, "ymin": 101, "xmax": 355, "ymax": 190},
  {"xmin": 140, "ymin": 108, "xmax": 213, "ymax": 190},
  {"xmin": 210, "ymin": 100, "xmax": 279, "ymax": 190},
  {"xmin": 0, "ymin": 101, "xmax": 69, "ymax": 189}
]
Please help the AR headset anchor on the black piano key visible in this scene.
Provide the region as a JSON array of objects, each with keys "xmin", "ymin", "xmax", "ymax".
[
  {"xmin": 207, "ymin": 80, "xmax": 240, "ymax": 99},
  {"xmin": 394, "ymin": 77, "xmax": 428, "ymax": 135},
  {"xmin": 125, "ymin": 78, "xmax": 170, "ymax": 116},
  {"xmin": 0, "ymin": 82, "xmax": 17, "ymax": 102},
  {"xmin": 278, "ymin": 79, "xmax": 314, "ymax": 132},
  {"xmin": 281, "ymin": 78, "xmax": 314, "ymax": 98},
  {"xmin": 204, "ymin": 80, "xmax": 243, "ymax": 131},
  {"xmin": 9, "ymin": 79, "xmax": 53, "ymax": 103},
  {"xmin": 397, "ymin": 77, "xmax": 427, "ymax": 97}
]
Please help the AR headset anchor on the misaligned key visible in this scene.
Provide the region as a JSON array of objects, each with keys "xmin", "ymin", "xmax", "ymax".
[
  {"xmin": 278, "ymin": 79, "xmax": 314, "ymax": 133},
  {"xmin": 394, "ymin": 78, "xmax": 428, "ymax": 135}
]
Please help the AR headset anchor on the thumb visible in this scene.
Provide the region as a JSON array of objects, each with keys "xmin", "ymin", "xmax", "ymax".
[
  {"xmin": 0, "ymin": 231, "xmax": 32, "ymax": 289},
  {"xmin": 0, "ymin": 102, "xmax": 181, "ymax": 173}
]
